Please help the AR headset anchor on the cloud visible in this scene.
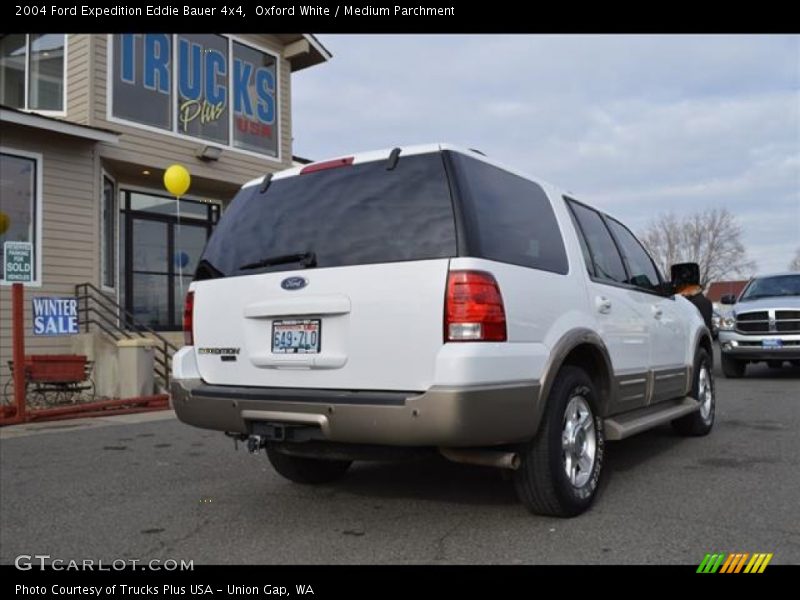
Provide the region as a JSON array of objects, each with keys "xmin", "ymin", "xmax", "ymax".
[{"xmin": 293, "ymin": 35, "xmax": 800, "ymax": 275}]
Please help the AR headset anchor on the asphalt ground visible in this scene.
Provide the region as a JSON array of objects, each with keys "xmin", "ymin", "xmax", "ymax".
[{"xmin": 1, "ymin": 350, "xmax": 798, "ymax": 565}]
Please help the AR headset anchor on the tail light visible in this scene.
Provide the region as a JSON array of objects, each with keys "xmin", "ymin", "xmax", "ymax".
[
  {"xmin": 300, "ymin": 157, "xmax": 354, "ymax": 174},
  {"xmin": 445, "ymin": 270, "xmax": 507, "ymax": 342},
  {"xmin": 183, "ymin": 291, "xmax": 194, "ymax": 346}
]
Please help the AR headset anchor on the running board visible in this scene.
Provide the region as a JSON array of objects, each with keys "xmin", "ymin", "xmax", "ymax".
[{"xmin": 604, "ymin": 397, "xmax": 700, "ymax": 441}]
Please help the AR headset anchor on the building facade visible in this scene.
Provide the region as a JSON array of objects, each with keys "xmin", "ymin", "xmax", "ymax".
[{"xmin": 0, "ymin": 33, "xmax": 329, "ymax": 397}]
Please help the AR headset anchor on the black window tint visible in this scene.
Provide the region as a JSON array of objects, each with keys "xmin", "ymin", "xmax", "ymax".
[
  {"xmin": 566, "ymin": 202, "xmax": 595, "ymax": 277},
  {"xmin": 605, "ymin": 218, "xmax": 661, "ymax": 290},
  {"xmin": 448, "ymin": 152, "xmax": 568, "ymax": 274},
  {"xmin": 199, "ymin": 153, "xmax": 456, "ymax": 278},
  {"xmin": 567, "ymin": 201, "xmax": 627, "ymax": 284}
]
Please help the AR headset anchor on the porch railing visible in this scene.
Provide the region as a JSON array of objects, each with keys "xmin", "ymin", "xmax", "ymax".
[{"xmin": 74, "ymin": 282, "xmax": 179, "ymax": 389}]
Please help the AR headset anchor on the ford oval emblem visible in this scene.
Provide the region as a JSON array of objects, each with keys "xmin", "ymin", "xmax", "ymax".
[{"xmin": 281, "ymin": 277, "xmax": 308, "ymax": 291}]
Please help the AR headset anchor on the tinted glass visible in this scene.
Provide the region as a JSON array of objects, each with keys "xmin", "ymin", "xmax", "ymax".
[
  {"xmin": 232, "ymin": 41, "xmax": 278, "ymax": 156},
  {"xmin": 566, "ymin": 204, "xmax": 596, "ymax": 277},
  {"xmin": 448, "ymin": 152, "xmax": 568, "ymax": 274},
  {"xmin": 200, "ymin": 153, "xmax": 456, "ymax": 278},
  {"xmin": 605, "ymin": 218, "xmax": 661, "ymax": 290},
  {"xmin": 567, "ymin": 200, "xmax": 627, "ymax": 284},
  {"xmin": 0, "ymin": 34, "xmax": 26, "ymax": 108},
  {"xmin": 176, "ymin": 34, "xmax": 229, "ymax": 145},
  {"xmin": 0, "ymin": 152, "xmax": 37, "ymax": 282},
  {"xmin": 29, "ymin": 34, "xmax": 64, "ymax": 111},
  {"xmin": 102, "ymin": 176, "xmax": 116, "ymax": 288},
  {"xmin": 112, "ymin": 34, "xmax": 172, "ymax": 130},
  {"xmin": 740, "ymin": 275, "xmax": 800, "ymax": 301}
]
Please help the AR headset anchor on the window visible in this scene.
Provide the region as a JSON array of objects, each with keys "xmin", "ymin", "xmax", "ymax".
[
  {"xmin": 0, "ymin": 150, "xmax": 40, "ymax": 284},
  {"xmin": 0, "ymin": 34, "xmax": 65, "ymax": 111},
  {"xmin": 120, "ymin": 191, "xmax": 219, "ymax": 330},
  {"xmin": 101, "ymin": 175, "xmax": 116, "ymax": 289},
  {"xmin": 566, "ymin": 199, "xmax": 627, "ymax": 284},
  {"xmin": 448, "ymin": 152, "xmax": 569, "ymax": 275},
  {"xmin": 605, "ymin": 217, "xmax": 661, "ymax": 290},
  {"xmin": 111, "ymin": 35, "xmax": 280, "ymax": 158},
  {"xmin": 200, "ymin": 153, "xmax": 456, "ymax": 279}
]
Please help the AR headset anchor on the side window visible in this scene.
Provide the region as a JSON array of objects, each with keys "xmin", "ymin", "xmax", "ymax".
[
  {"xmin": 448, "ymin": 152, "xmax": 569, "ymax": 275},
  {"xmin": 566, "ymin": 200, "xmax": 627, "ymax": 284},
  {"xmin": 605, "ymin": 218, "xmax": 661, "ymax": 290},
  {"xmin": 566, "ymin": 200, "xmax": 596, "ymax": 277}
]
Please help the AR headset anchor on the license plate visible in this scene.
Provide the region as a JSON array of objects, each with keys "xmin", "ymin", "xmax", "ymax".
[
  {"xmin": 272, "ymin": 319, "xmax": 321, "ymax": 354},
  {"xmin": 762, "ymin": 339, "xmax": 783, "ymax": 348}
]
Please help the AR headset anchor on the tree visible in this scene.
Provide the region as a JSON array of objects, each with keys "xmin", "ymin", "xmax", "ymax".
[
  {"xmin": 639, "ymin": 207, "xmax": 755, "ymax": 286},
  {"xmin": 790, "ymin": 248, "xmax": 800, "ymax": 271}
]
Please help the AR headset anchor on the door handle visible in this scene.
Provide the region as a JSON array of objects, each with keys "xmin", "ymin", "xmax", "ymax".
[
  {"xmin": 596, "ymin": 296, "xmax": 612, "ymax": 314},
  {"xmin": 652, "ymin": 305, "xmax": 663, "ymax": 319}
]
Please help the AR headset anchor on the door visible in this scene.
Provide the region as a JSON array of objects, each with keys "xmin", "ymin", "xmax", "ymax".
[
  {"xmin": 604, "ymin": 217, "xmax": 689, "ymax": 402},
  {"xmin": 566, "ymin": 200, "xmax": 651, "ymax": 413},
  {"xmin": 121, "ymin": 191, "xmax": 217, "ymax": 330}
]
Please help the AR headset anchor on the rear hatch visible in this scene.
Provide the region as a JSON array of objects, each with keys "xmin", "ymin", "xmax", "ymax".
[{"xmin": 190, "ymin": 149, "xmax": 456, "ymax": 391}]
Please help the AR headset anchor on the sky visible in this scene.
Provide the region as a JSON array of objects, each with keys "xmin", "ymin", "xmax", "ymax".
[{"xmin": 292, "ymin": 35, "xmax": 800, "ymax": 276}]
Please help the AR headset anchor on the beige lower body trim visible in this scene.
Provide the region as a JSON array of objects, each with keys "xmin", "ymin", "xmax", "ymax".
[{"xmin": 171, "ymin": 379, "xmax": 541, "ymax": 447}]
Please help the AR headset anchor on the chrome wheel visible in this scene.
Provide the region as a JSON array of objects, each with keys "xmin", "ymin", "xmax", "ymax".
[
  {"xmin": 561, "ymin": 394, "xmax": 596, "ymax": 488},
  {"xmin": 698, "ymin": 365, "xmax": 714, "ymax": 422}
]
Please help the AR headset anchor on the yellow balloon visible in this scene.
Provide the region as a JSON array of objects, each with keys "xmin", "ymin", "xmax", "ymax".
[
  {"xmin": 163, "ymin": 164, "xmax": 191, "ymax": 197},
  {"xmin": 0, "ymin": 211, "xmax": 9, "ymax": 235}
]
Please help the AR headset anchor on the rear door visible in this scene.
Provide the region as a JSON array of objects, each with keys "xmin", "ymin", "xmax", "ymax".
[
  {"xmin": 190, "ymin": 151, "xmax": 456, "ymax": 392},
  {"xmin": 566, "ymin": 199, "xmax": 652, "ymax": 413},
  {"xmin": 604, "ymin": 217, "xmax": 689, "ymax": 402}
]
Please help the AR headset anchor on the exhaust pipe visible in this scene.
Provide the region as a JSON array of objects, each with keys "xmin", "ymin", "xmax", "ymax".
[{"xmin": 439, "ymin": 448, "xmax": 520, "ymax": 470}]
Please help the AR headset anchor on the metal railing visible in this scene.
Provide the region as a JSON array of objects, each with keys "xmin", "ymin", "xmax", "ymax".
[{"xmin": 74, "ymin": 283, "xmax": 179, "ymax": 388}]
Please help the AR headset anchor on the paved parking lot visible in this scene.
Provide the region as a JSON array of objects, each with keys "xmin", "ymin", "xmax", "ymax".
[{"xmin": 1, "ymin": 351, "xmax": 798, "ymax": 565}]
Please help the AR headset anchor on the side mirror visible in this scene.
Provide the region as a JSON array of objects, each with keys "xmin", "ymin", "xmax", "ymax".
[
  {"xmin": 670, "ymin": 262, "xmax": 700, "ymax": 287},
  {"xmin": 657, "ymin": 281, "xmax": 676, "ymax": 296},
  {"xmin": 720, "ymin": 294, "xmax": 737, "ymax": 305}
]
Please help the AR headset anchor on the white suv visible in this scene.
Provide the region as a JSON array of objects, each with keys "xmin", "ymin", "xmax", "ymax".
[{"xmin": 172, "ymin": 144, "xmax": 715, "ymax": 517}]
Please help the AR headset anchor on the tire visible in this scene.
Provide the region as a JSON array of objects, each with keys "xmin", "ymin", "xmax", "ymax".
[
  {"xmin": 672, "ymin": 348, "xmax": 715, "ymax": 436},
  {"xmin": 767, "ymin": 360, "xmax": 783, "ymax": 369},
  {"xmin": 721, "ymin": 353, "xmax": 746, "ymax": 378},
  {"xmin": 512, "ymin": 366, "xmax": 605, "ymax": 518},
  {"xmin": 266, "ymin": 446, "xmax": 351, "ymax": 485}
]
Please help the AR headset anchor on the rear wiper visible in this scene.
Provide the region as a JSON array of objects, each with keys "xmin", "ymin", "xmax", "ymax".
[{"xmin": 239, "ymin": 251, "xmax": 317, "ymax": 271}]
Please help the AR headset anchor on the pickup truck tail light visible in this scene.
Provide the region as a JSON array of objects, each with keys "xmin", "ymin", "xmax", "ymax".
[{"xmin": 445, "ymin": 270, "xmax": 507, "ymax": 342}]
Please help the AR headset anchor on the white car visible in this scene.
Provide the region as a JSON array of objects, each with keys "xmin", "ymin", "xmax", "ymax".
[{"xmin": 172, "ymin": 144, "xmax": 715, "ymax": 517}]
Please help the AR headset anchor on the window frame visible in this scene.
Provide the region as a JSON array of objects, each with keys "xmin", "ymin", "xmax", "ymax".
[
  {"xmin": 602, "ymin": 214, "xmax": 665, "ymax": 293},
  {"xmin": 0, "ymin": 147, "xmax": 44, "ymax": 287},
  {"xmin": 0, "ymin": 34, "xmax": 68, "ymax": 116},
  {"xmin": 100, "ymin": 170, "xmax": 117, "ymax": 292},
  {"xmin": 565, "ymin": 196, "xmax": 667, "ymax": 297},
  {"xmin": 119, "ymin": 187, "xmax": 219, "ymax": 331},
  {"xmin": 106, "ymin": 34, "xmax": 282, "ymax": 163}
]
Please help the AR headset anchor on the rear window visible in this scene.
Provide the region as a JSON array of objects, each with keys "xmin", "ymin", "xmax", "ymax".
[
  {"xmin": 198, "ymin": 153, "xmax": 456, "ymax": 278},
  {"xmin": 447, "ymin": 152, "xmax": 568, "ymax": 275}
]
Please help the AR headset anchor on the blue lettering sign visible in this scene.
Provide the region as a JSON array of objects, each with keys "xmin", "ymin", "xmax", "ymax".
[
  {"xmin": 32, "ymin": 297, "xmax": 79, "ymax": 336},
  {"xmin": 204, "ymin": 48, "xmax": 227, "ymax": 106},
  {"xmin": 144, "ymin": 34, "xmax": 170, "ymax": 94},
  {"xmin": 178, "ymin": 39, "xmax": 202, "ymax": 101},
  {"xmin": 233, "ymin": 58, "xmax": 253, "ymax": 116},
  {"xmin": 255, "ymin": 68, "xmax": 275, "ymax": 124},
  {"xmin": 120, "ymin": 34, "xmax": 135, "ymax": 84}
]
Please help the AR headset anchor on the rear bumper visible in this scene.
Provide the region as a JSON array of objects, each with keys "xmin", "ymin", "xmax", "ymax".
[
  {"xmin": 171, "ymin": 379, "xmax": 541, "ymax": 447},
  {"xmin": 718, "ymin": 331, "xmax": 800, "ymax": 361}
]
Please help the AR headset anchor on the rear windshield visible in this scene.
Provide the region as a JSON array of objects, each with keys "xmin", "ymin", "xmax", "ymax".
[{"xmin": 198, "ymin": 153, "xmax": 457, "ymax": 278}]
